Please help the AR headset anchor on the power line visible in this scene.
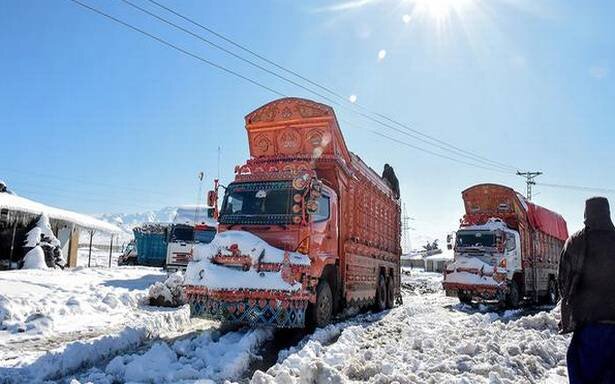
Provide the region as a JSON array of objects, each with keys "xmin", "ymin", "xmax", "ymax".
[
  {"xmin": 537, "ymin": 182, "xmax": 615, "ymax": 196},
  {"xmin": 367, "ymin": 129, "xmax": 512, "ymax": 174},
  {"xmin": 68, "ymin": 0, "xmax": 517, "ymax": 176},
  {"xmin": 68, "ymin": 0, "xmax": 285, "ymax": 98},
  {"xmin": 121, "ymin": 0, "xmax": 516, "ymax": 173}
]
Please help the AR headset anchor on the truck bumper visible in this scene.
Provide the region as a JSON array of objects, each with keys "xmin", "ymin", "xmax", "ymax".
[
  {"xmin": 443, "ymin": 281, "xmax": 507, "ymax": 301},
  {"xmin": 184, "ymin": 285, "xmax": 309, "ymax": 328},
  {"xmin": 165, "ymin": 264, "xmax": 187, "ymax": 274}
]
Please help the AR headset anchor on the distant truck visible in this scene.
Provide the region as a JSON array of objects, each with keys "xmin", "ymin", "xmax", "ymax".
[
  {"xmin": 443, "ymin": 184, "xmax": 568, "ymax": 307},
  {"xmin": 184, "ymin": 97, "xmax": 402, "ymax": 328},
  {"xmin": 165, "ymin": 206, "xmax": 217, "ymax": 273}
]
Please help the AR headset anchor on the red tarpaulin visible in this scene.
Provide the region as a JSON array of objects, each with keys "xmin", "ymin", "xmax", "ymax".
[{"xmin": 526, "ymin": 201, "xmax": 569, "ymax": 241}]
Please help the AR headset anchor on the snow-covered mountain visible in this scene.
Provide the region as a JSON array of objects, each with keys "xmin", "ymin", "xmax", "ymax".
[{"xmin": 97, "ymin": 206, "xmax": 180, "ymax": 232}]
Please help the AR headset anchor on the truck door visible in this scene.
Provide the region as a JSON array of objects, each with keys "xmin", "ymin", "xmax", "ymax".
[{"xmin": 309, "ymin": 186, "xmax": 338, "ymax": 260}]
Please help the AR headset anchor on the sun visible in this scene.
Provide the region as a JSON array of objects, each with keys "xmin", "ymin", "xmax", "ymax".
[{"xmin": 407, "ymin": 0, "xmax": 475, "ymax": 26}]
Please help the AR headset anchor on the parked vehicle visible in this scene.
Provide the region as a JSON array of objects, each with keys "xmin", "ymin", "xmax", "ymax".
[
  {"xmin": 442, "ymin": 183, "xmax": 569, "ymax": 307},
  {"xmin": 166, "ymin": 206, "xmax": 217, "ymax": 273},
  {"xmin": 133, "ymin": 224, "xmax": 170, "ymax": 267},
  {"xmin": 184, "ymin": 97, "xmax": 402, "ymax": 328},
  {"xmin": 117, "ymin": 240, "xmax": 138, "ymax": 266}
]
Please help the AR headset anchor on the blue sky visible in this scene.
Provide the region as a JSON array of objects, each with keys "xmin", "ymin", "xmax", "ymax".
[{"xmin": 1, "ymin": 0, "xmax": 614, "ymax": 247}]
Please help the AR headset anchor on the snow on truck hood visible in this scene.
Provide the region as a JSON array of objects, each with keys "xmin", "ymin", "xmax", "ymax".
[{"xmin": 184, "ymin": 230, "xmax": 310, "ymax": 292}]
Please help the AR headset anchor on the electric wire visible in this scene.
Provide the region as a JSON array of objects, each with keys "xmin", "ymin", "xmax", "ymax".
[
  {"xmin": 141, "ymin": 0, "xmax": 520, "ymax": 172},
  {"xmin": 69, "ymin": 0, "xmax": 517, "ymax": 175}
]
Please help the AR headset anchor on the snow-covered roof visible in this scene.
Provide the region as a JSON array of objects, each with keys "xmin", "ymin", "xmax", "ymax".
[
  {"xmin": 173, "ymin": 205, "xmax": 217, "ymax": 227},
  {"xmin": 0, "ymin": 192, "xmax": 121, "ymax": 233}
]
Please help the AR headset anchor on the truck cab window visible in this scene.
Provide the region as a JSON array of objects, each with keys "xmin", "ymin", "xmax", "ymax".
[{"xmin": 311, "ymin": 195, "xmax": 330, "ymax": 222}]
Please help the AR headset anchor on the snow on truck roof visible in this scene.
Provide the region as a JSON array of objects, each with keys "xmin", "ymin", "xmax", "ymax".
[{"xmin": 0, "ymin": 192, "xmax": 121, "ymax": 233}]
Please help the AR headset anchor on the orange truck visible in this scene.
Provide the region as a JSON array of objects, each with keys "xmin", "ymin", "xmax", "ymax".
[
  {"xmin": 443, "ymin": 184, "xmax": 569, "ymax": 307},
  {"xmin": 184, "ymin": 97, "xmax": 402, "ymax": 328}
]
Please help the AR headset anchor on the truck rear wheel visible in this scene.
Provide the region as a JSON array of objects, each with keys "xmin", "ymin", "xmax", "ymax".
[
  {"xmin": 458, "ymin": 293, "xmax": 472, "ymax": 304},
  {"xmin": 374, "ymin": 274, "xmax": 387, "ymax": 312},
  {"xmin": 546, "ymin": 279, "xmax": 559, "ymax": 305},
  {"xmin": 385, "ymin": 276, "xmax": 395, "ymax": 309},
  {"xmin": 308, "ymin": 280, "xmax": 333, "ymax": 328},
  {"xmin": 506, "ymin": 281, "xmax": 520, "ymax": 308}
]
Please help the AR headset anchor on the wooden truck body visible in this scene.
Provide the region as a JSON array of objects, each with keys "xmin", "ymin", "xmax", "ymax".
[
  {"xmin": 184, "ymin": 97, "xmax": 401, "ymax": 328},
  {"xmin": 443, "ymin": 184, "xmax": 568, "ymax": 306}
]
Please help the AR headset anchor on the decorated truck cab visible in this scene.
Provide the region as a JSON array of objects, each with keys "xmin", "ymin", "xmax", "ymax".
[
  {"xmin": 443, "ymin": 184, "xmax": 568, "ymax": 307},
  {"xmin": 184, "ymin": 97, "xmax": 402, "ymax": 328}
]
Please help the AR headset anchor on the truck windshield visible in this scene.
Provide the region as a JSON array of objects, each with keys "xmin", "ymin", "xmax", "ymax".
[
  {"xmin": 220, "ymin": 181, "xmax": 294, "ymax": 225},
  {"xmin": 194, "ymin": 229, "xmax": 216, "ymax": 244},
  {"xmin": 171, "ymin": 225, "xmax": 193, "ymax": 242},
  {"xmin": 456, "ymin": 231, "xmax": 496, "ymax": 248}
]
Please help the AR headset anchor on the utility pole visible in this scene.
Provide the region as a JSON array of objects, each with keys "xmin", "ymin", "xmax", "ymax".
[
  {"xmin": 401, "ymin": 204, "xmax": 413, "ymax": 254},
  {"xmin": 517, "ymin": 171, "xmax": 543, "ymax": 200}
]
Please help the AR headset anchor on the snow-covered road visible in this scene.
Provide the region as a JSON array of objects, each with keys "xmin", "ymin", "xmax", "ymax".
[
  {"xmin": 0, "ymin": 267, "xmax": 212, "ymax": 383},
  {"xmin": 253, "ymin": 271, "xmax": 570, "ymax": 384},
  {"xmin": 44, "ymin": 270, "xmax": 571, "ymax": 384}
]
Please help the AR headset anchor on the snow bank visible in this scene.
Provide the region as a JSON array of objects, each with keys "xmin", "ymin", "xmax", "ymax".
[
  {"xmin": 22, "ymin": 246, "xmax": 49, "ymax": 270},
  {"xmin": 252, "ymin": 271, "xmax": 569, "ymax": 384},
  {"xmin": 149, "ymin": 272, "xmax": 185, "ymax": 307},
  {"xmin": 2, "ymin": 305, "xmax": 193, "ymax": 383},
  {"xmin": 185, "ymin": 231, "xmax": 310, "ymax": 292},
  {"xmin": 74, "ymin": 327, "xmax": 273, "ymax": 383},
  {"xmin": 0, "ymin": 267, "xmax": 203, "ymax": 382}
]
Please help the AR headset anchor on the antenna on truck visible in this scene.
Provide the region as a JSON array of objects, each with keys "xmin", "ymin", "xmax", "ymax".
[{"xmin": 517, "ymin": 171, "xmax": 543, "ymax": 201}]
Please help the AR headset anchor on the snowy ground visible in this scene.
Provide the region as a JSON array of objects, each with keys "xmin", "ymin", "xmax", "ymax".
[
  {"xmin": 0, "ymin": 266, "xmax": 211, "ymax": 383},
  {"xmin": 76, "ymin": 247, "xmax": 122, "ymax": 268},
  {"xmin": 26, "ymin": 269, "xmax": 570, "ymax": 384}
]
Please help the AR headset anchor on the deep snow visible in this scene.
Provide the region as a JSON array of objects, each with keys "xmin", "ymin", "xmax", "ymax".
[
  {"xmin": 252, "ymin": 270, "xmax": 570, "ymax": 384},
  {"xmin": 0, "ymin": 267, "xmax": 206, "ymax": 382},
  {"xmin": 1, "ymin": 269, "xmax": 570, "ymax": 383}
]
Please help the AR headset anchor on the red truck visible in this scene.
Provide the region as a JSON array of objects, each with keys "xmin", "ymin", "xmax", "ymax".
[
  {"xmin": 184, "ymin": 97, "xmax": 402, "ymax": 328},
  {"xmin": 443, "ymin": 184, "xmax": 568, "ymax": 307}
]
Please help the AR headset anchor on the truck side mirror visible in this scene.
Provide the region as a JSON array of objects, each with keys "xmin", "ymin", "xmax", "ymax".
[{"xmin": 207, "ymin": 190, "xmax": 217, "ymax": 208}]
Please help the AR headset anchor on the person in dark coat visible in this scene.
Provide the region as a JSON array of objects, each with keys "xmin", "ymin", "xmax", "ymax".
[{"xmin": 559, "ymin": 197, "xmax": 615, "ymax": 384}]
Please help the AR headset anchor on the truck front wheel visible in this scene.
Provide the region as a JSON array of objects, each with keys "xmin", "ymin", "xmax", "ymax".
[
  {"xmin": 308, "ymin": 280, "xmax": 333, "ymax": 328},
  {"xmin": 506, "ymin": 281, "xmax": 520, "ymax": 308}
]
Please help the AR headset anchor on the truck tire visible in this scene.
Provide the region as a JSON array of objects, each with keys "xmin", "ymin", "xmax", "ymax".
[
  {"xmin": 385, "ymin": 276, "xmax": 395, "ymax": 309},
  {"xmin": 374, "ymin": 274, "xmax": 387, "ymax": 312},
  {"xmin": 546, "ymin": 279, "xmax": 559, "ymax": 305},
  {"xmin": 458, "ymin": 293, "xmax": 472, "ymax": 304},
  {"xmin": 506, "ymin": 281, "xmax": 520, "ymax": 308},
  {"xmin": 308, "ymin": 280, "xmax": 333, "ymax": 328}
]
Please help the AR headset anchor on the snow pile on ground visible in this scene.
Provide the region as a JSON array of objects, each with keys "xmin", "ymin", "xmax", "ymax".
[
  {"xmin": 74, "ymin": 327, "xmax": 273, "ymax": 383},
  {"xmin": 252, "ymin": 273, "xmax": 569, "ymax": 384},
  {"xmin": 22, "ymin": 246, "xmax": 49, "ymax": 270},
  {"xmin": 149, "ymin": 272, "xmax": 185, "ymax": 307},
  {"xmin": 0, "ymin": 267, "xmax": 199, "ymax": 382},
  {"xmin": 185, "ymin": 230, "xmax": 310, "ymax": 292},
  {"xmin": 22, "ymin": 214, "xmax": 66, "ymax": 269}
]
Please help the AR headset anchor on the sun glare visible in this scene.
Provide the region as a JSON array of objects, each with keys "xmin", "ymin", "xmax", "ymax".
[{"xmin": 408, "ymin": 0, "xmax": 474, "ymax": 26}]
